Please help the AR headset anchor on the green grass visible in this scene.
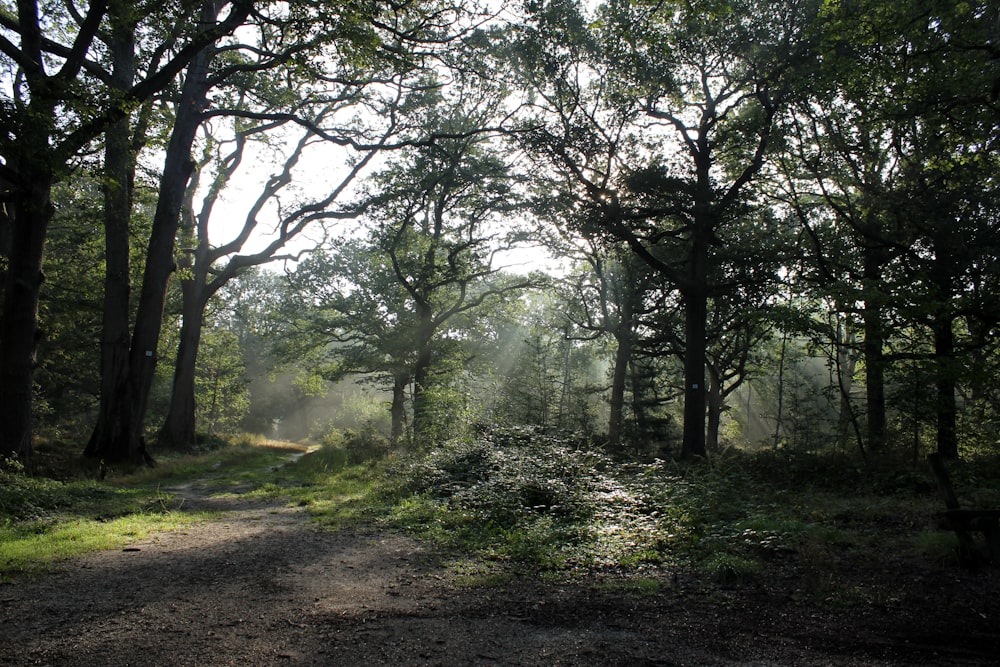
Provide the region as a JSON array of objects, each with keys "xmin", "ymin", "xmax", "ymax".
[
  {"xmin": 0, "ymin": 438, "xmax": 306, "ymax": 580},
  {"xmin": 0, "ymin": 512, "xmax": 201, "ymax": 579},
  {"xmin": 226, "ymin": 442, "xmax": 398, "ymax": 527},
  {"xmin": 6, "ymin": 428, "xmax": 998, "ymax": 592}
]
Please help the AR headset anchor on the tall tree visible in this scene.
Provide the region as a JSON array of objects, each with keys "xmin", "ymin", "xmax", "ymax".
[
  {"xmin": 510, "ymin": 0, "xmax": 817, "ymax": 458},
  {"xmin": 158, "ymin": 0, "xmax": 497, "ymax": 448},
  {"xmin": 0, "ymin": 0, "xmax": 252, "ymax": 459},
  {"xmin": 558, "ymin": 243, "xmax": 653, "ymax": 450},
  {"xmin": 371, "ymin": 112, "xmax": 535, "ymax": 438},
  {"xmin": 88, "ymin": 0, "xmax": 229, "ymax": 464},
  {"xmin": 92, "ymin": 0, "xmax": 148, "ymax": 464},
  {"xmin": 283, "ymin": 92, "xmax": 537, "ymax": 442},
  {"xmin": 281, "ymin": 242, "xmax": 425, "ymax": 442},
  {"xmin": 89, "ymin": 0, "xmax": 417, "ymax": 460},
  {"xmin": 781, "ymin": 0, "xmax": 1000, "ymax": 459},
  {"xmin": 158, "ymin": 106, "xmax": 386, "ymax": 448}
]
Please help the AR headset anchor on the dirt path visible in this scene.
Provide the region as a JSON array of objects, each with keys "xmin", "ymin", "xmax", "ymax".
[{"xmin": 1, "ymin": 466, "xmax": 998, "ymax": 666}]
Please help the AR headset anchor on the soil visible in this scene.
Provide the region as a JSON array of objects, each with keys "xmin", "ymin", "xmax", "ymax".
[{"xmin": 2, "ymin": 456, "xmax": 999, "ymax": 666}]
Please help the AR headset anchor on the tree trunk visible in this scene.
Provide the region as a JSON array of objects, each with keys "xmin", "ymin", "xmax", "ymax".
[
  {"xmin": 680, "ymin": 212, "xmax": 710, "ymax": 460},
  {"xmin": 160, "ymin": 289, "xmax": 208, "ymax": 448},
  {"xmin": 86, "ymin": 13, "xmax": 137, "ymax": 459},
  {"xmin": 773, "ymin": 325, "xmax": 788, "ymax": 450},
  {"xmin": 678, "ymin": 143, "xmax": 714, "ymax": 461},
  {"xmin": 0, "ymin": 176, "xmax": 11, "ymax": 273},
  {"xmin": 390, "ymin": 372, "xmax": 409, "ymax": 442},
  {"xmin": 608, "ymin": 317, "xmax": 633, "ymax": 451},
  {"xmin": 861, "ymin": 246, "xmax": 887, "ymax": 454},
  {"xmin": 681, "ymin": 287, "xmax": 708, "ymax": 460},
  {"xmin": 557, "ymin": 326, "xmax": 572, "ymax": 429},
  {"xmin": 88, "ymin": 31, "xmax": 214, "ymax": 464},
  {"xmin": 834, "ymin": 317, "xmax": 859, "ymax": 452},
  {"xmin": 706, "ymin": 364, "xmax": 724, "ymax": 453},
  {"xmin": 0, "ymin": 169, "xmax": 53, "ymax": 460},
  {"xmin": 933, "ymin": 316, "xmax": 959, "ymax": 460},
  {"xmin": 160, "ymin": 167, "xmax": 210, "ymax": 449},
  {"xmin": 411, "ymin": 323, "xmax": 434, "ymax": 440}
]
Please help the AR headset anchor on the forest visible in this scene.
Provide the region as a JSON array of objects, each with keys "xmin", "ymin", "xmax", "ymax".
[
  {"xmin": 1, "ymin": 0, "xmax": 1000, "ymax": 663},
  {"xmin": 3, "ymin": 0, "xmax": 1000, "ymax": 465}
]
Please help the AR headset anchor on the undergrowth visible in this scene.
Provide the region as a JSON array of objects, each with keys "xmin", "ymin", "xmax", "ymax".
[
  {"xmin": 376, "ymin": 426, "xmax": 1000, "ymax": 586},
  {"xmin": 5, "ymin": 428, "xmax": 998, "ymax": 591}
]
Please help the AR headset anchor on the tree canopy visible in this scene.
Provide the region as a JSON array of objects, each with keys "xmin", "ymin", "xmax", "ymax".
[{"xmin": 2, "ymin": 0, "xmax": 999, "ymax": 463}]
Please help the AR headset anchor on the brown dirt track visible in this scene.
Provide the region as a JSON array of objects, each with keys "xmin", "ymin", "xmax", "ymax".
[{"xmin": 1, "ymin": 473, "xmax": 998, "ymax": 666}]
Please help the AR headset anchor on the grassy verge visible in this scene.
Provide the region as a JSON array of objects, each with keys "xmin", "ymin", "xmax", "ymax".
[
  {"xmin": 6, "ymin": 428, "xmax": 998, "ymax": 596},
  {"xmin": 0, "ymin": 437, "xmax": 301, "ymax": 581}
]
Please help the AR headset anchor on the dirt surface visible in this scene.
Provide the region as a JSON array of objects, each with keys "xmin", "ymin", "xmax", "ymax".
[{"xmin": 2, "ymin": 465, "xmax": 999, "ymax": 666}]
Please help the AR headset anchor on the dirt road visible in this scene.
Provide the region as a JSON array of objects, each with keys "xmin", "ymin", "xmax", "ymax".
[{"xmin": 1, "ymin": 474, "xmax": 997, "ymax": 665}]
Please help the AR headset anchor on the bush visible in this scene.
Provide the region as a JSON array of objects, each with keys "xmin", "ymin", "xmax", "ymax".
[
  {"xmin": 398, "ymin": 425, "xmax": 609, "ymax": 527},
  {"xmin": 384, "ymin": 427, "xmax": 1000, "ymax": 575},
  {"xmin": 390, "ymin": 426, "xmax": 681, "ymax": 569},
  {"xmin": 703, "ymin": 552, "xmax": 761, "ymax": 586},
  {"xmin": 312, "ymin": 423, "xmax": 391, "ymax": 465}
]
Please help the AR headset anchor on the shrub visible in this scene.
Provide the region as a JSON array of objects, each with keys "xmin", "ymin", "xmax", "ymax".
[
  {"xmin": 703, "ymin": 552, "xmax": 761, "ymax": 586},
  {"xmin": 311, "ymin": 423, "xmax": 391, "ymax": 465}
]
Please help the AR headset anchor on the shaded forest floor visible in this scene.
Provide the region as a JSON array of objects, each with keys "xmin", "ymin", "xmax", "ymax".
[{"xmin": 1, "ymin": 454, "xmax": 998, "ymax": 667}]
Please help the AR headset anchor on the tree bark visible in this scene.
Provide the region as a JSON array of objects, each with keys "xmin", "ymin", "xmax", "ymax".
[
  {"xmin": 773, "ymin": 325, "xmax": 789, "ymax": 450},
  {"xmin": 933, "ymin": 314, "xmax": 959, "ymax": 460},
  {"xmin": 834, "ymin": 316, "xmax": 859, "ymax": 452},
  {"xmin": 861, "ymin": 245, "xmax": 887, "ymax": 454},
  {"xmin": 159, "ymin": 168, "xmax": 210, "ymax": 449},
  {"xmin": 86, "ymin": 6, "xmax": 137, "ymax": 460},
  {"xmin": 390, "ymin": 372, "xmax": 410, "ymax": 442},
  {"xmin": 88, "ymin": 24, "xmax": 215, "ymax": 464},
  {"xmin": 160, "ymin": 288, "xmax": 208, "ymax": 448},
  {"xmin": 0, "ymin": 168, "xmax": 52, "ymax": 460},
  {"xmin": 680, "ymin": 148, "xmax": 712, "ymax": 460},
  {"xmin": 411, "ymin": 310, "xmax": 435, "ymax": 440},
  {"xmin": 0, "ymin": 176, "xmax": 11, "ymax": 274},
  {"xmin": 706, "ymin": 364, "xmax": 725, "ymax": 453},
  {"xmin": 607, "ymin": 307, "xmax": 634, "ymax": 451},
  {"xmin": 682, "ymin": 281, "xmax": 708, "ymax": 460}
]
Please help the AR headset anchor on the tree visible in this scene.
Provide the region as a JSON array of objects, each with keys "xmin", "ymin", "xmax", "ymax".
[
  {"xmin": 105, "ymin": 0, "xmax": 493, "ymax": 458},
  {"xmin": 367, "ymin": 94, "xmax": 537, "ymax": 439},
  {"xmin": 93, "ymin": 0, "xmax": 149, "ymax": 464},
  {"xmin": 557, "ymin": 242, "xmax": 654, "ymax": 450},
  {"xmin": 158, "ymin": 102, "xmax": 387, "ymax": 448},
  {"xmin": 88, "ymin": 0, "xmax": 424, "ymax": 460},
  {"xmin": 781, "ymin": 0, "xmax": 1000, "ymax": 459},
  {"xmin": 282, "ymin": 90, "xmax": 538, "ymax": 442},
  {"xmin": 280, "ymin": 242, "xmax": 422, "ymax": 442},
  {"xmin": 88, "ymin": 1, "xmax": 231, "ymax": 464},
  {"xmin": 509, "ymin": 0, "xmax": 818, "ymax": 458},
  {"xmin": 0, "ymin": 0, "xmax": 252, "ymax": 460},
  {"xmin": 212, "ymin": 267, "xmax": 292, "ymax": 435}
]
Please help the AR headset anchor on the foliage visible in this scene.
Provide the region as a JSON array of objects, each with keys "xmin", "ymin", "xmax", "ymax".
[
  {"xmin": 379, "ymin": 428, "xmax": 999, "ymax": 586},
  {"xmin": 33, "ymin": 173, "xmax": 156, "ymax": 437},
  {"xmin": 194, "ymin": 328, "xmax": 251, "ymax": 434},
  {"xmin": 312, "ymin": 425, "xmax": 392, "ymax": 465},
  {"xmin": 7, "ymin": 427, "xmax": 1000, "ymax": 600}
]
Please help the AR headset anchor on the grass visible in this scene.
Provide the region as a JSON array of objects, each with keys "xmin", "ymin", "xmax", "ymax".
[
  {"xmin": 5, "ymin": 427, "xmax": 998, "ymax": 594},
  {"xmin": 0, "ymin": 438, "xmax": 304, "ymax": 580},
  {"xmin": 0, "ymin": 513, "xmax": 200, "ymax": 579}
]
